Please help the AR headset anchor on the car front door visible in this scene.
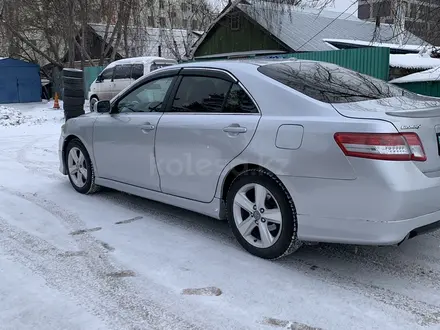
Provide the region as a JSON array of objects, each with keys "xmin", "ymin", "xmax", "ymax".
[
  {"xmin": 111, "ymin": 64, "xmax": 133, "ymax": 98},
  {"xmin": 93, "ymin": 73, "xmax": 177, "ymax": 190},
  {"xmin": 155, "ymin": 68, "xmax": 261, "ymax": 202},
  {"xmin": 96, "ymin": 67, "xmax": 115, "ymax": 101}
]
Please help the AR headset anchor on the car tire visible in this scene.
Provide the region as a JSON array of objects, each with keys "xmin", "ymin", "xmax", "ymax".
[
  {"xmin": 90, "ymin": 96, "xmax": 99, "ymax": 111},
  {"xmin": 64, "ymin": 89, "xmax": 84, "ymax": 98},
  {"xmin": 226, "ymin": 168, "xmax": 302, "ymax": 259},
  {"xmin": 64, "ymin": 77, "xmax": 83, "ymax": 90},
  {"xmin": 63, "ymin": 104, "xmax": 85, "ymax": 112},
  {"xmin": 63, "ymin": 96, "xmax": 85, "ymax": 107},
  {"xmin": 63, "ymin": 68, "xmax": 83, "ymax": 79},
  {"xmin": 65, "ymin": 139, "xmax": 100, "ymax": 194},
  {"xmin": 64, "ymin": 83, "xmax": 83, "ymax": 91}
]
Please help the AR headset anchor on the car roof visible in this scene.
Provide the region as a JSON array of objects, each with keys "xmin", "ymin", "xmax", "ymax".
[
  {"xmin": 106, "ymin": 56, "xmax": 177, "ymax": 69},
  {"xmin": 156, "ymin": 58, "xmax": 325, "ymax": 74}
]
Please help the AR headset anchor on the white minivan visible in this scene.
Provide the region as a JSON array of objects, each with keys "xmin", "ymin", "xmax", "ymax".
[{"xmin": 88, "ymin": 56, "xmax": 178, "ymax": 110}]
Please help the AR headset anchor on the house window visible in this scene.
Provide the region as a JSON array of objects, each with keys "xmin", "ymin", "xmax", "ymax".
[
  {"xmin": 230, "ymin": 14, "xmax": 240, "ymax": 30},
  {"xmin": 181, "ymin": 3, "xmax": 188, "ymax": 11},
  {"xmin": 159, "ymin": 17, "xmax": 166, "ymax": 27},
  {"xmin": 182, "ymin": 19, "xmax": 188, "ymax": 27},
  {"xmin": 171, "ymin": 11, "xmax": 177, "ymax": 18},
  {"xmin": 402, "ymin": 1, "xmax": 408, "ymax": 17},
  {"xmin": 148, "ymin": 16, "xmax": 155, "ymax": 27},
  {"xmin": 192, "ymin": 20, "xmax": 198, "ymax": 30},
  {"xmin": 159, "ymin": 0, "xmax": 164, "ymax": 9},
  {"xmin": 410, "ymin": 4, "xmax": 417, "ymax": 19}
]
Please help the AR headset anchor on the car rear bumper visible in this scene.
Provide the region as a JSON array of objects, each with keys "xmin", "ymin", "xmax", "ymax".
[
  {"xmin": 279, "ymin": 173, "xmax": 440, "ymax": 245},
  {"xmin": 295, "ymin": 212, "xmax": 440, "ymax": 245}
]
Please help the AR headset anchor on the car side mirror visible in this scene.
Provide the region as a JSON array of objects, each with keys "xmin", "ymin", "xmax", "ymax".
[
  {"xmin": 96, "ymin": 75, "xmax": 103, "ymax": 83},
  {"xmin": 96, "ymin": 100, "xmax": 111, "ymax": 113}
]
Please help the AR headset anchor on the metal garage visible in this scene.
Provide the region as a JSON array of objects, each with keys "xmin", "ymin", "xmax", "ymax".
[{"xmin": 0, "ymin": 58, "xmax": 41, "ymax": 104}]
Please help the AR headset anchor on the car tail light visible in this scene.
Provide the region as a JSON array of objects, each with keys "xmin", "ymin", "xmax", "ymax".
[{"xmin": 334, "ymin": 132, "xmax": 426, "ymax": 161}]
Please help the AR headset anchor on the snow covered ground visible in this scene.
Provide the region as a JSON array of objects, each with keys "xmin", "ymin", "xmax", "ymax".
[{"xmin": 1, "ymin": 102, "xmax": 440, "ymax": 330}]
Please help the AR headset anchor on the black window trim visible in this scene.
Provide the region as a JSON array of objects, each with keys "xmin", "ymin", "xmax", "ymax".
[
  {"xmin": 112, "ymin": 64, "xmax": 133, "ymax": 81},
  {"xmin": 100, "ymin": 67, "xmax": 115, "ymax": 81},
  {"xmin": 163, "ymin": 68, "xmax": 261, "ymax": 115},
  {"xmin": 131, "ymin": 63, "xmax": 145, "ymax": 80},
  {"xmin": 110, "ymin": 69, "xmax": 181, "ymax": 114}
]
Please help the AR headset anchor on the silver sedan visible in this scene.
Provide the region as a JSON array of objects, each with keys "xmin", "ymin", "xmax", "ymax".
[{"xmin": 59, "ymin": 59, "xmax": 440, "ymax": 259}]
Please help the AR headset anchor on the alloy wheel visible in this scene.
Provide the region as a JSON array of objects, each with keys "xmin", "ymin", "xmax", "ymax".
[
  {"xmin": 233, "ymin": 183, "xmax": 283, "ymax": 248},
  {"xmin": 67, "ymin": 147, "xmax": 88, "ymax": 188}
]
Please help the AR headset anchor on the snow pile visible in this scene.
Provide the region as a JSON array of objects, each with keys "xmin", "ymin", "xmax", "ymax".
[
  {"xmin": 0, "ymin": 105, "xmax": 50, "ymax": 127},
  {"xmin": 0, "ymin": 106, "xmax": 32, "ymax": 126}
]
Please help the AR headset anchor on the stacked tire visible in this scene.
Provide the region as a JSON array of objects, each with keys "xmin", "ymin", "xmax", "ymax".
[{"xmin": 63, "ymin": 68, "xmax": 85, "ymax": 121}]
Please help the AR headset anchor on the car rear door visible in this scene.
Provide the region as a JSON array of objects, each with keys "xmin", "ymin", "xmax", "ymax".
[{"xmin": 154, "ymin": 68, "xmax": 261, "ymax": 203}]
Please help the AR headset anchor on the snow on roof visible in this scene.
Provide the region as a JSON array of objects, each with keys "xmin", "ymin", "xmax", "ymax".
[
  {"xmin": 237, "ymin": 3, "xmax": 428, "ymax": 52},
  {"xmin": 389, "ymin": 54, "xmax": 440, "ymax": 69},
  {"xmin": 322, "ymin": 39, "xmax": 429, "ymax": 52},
  {"xmin": 390, "ymin": 66, "xmax": 440, "ymax": 84},
  {"xmin": 105, "ymin": 56, "xmax": 177, "ymax": 69}
]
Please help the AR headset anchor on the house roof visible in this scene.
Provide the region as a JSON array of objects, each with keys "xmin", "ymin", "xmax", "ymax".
[
  {"xmin": 322, "ymin": 38, "xmax": 428, "ymax": 53},
  {"xmin": 390, "ymin": 66, "xmax": 440, "ymax": 84},
  {"xmin": 191, "ymin": 1, "xmax": 431, "ymax": 56},
  {"xmin": 389, "ymin": 54, "xmax": 440, "ymax": 69},
  {"xmin": 238, "ymin": 4, "xmax": 430, "ymax": 52}
]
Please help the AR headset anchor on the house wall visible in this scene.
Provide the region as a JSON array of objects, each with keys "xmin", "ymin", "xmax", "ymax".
[{"xmin": 194, "ymin": 10, "xmax": 289, "ymax": 57}]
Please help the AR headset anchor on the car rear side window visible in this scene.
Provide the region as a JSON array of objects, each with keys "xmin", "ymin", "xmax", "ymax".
[
  {"xmin": 131, "ymin": 64, "xmax": 144, "ymax": 80},
  {"xmin": 171, "ymin": 76, "xmax": 231, "ymax": 113},
  {"xmin": 257, "ymin": 61, "xmax": 411, "ymax": 103},
  {"xmin": 223, "ymin": 83, "xmax": 258, "ymax": 113},
  {"xmin": 114, "ymin": 64, "xmax": 132, "ymax": 80}
]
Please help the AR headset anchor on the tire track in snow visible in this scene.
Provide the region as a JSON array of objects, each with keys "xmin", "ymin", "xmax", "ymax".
[
  {"xmin": 14, "ymin": 135, "xmax": 63, "ymax": 180},
  {"xmin": 0, "ymin": 186, "xmax": 203, "ymax": 330},
  {"xmin": 96, "ymin": 190, "xmax": 440, "ymax": 326}
]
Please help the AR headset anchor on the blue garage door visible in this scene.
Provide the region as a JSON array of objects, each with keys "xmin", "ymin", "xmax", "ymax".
[
  {"xmin": 0, "ymin": 78, "xmax": 19, "ymax": 103},
  {"xmin": 18, "ymin": 77, "xmax": 41, "ymax": 103}
]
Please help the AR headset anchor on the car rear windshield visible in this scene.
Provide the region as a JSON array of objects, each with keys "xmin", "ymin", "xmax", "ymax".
[{"xmin": 257, "ymin": 61, "xmax": 414, "ymax": 103}]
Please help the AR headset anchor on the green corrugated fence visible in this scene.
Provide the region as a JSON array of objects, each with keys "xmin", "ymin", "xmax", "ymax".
[
  {"xmin": 281, "ymin": 47, "xmax": 390, "ymax": 81},
  {"xmin": 391, "ymin": 81, "xmax": 440, "ymax": 97},
  {"xmin": 84, "ymin": 66, "xmax": 104, "ymax": 95},
  {"xmin": 193, "ymin": 47, "xmax": 391, "ymax": 81}
]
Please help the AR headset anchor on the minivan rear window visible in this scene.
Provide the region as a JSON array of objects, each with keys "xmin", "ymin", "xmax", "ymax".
[{"xmin": 257, "ymin": 61, "xmax": 414, "ymax": 103}]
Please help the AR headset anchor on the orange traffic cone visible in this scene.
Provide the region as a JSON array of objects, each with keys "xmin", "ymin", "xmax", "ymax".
[{"xmin": 53, "ymin": 93, "xmax": 60, "ymax": 109}]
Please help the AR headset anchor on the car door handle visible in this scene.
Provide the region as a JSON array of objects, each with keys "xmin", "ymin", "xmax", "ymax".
[
  {"xmin": 141, "ymin": 123, "xmax": 155, "ymax": 133},
  {"xmin": 223, "ymin": 124, "xmax": 247, "ymax": 134}
]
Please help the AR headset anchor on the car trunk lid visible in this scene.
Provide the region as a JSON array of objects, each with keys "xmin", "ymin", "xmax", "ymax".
[{"xmin": 331, "ymin": 96, "xmax": 440, "ymax": 177}]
